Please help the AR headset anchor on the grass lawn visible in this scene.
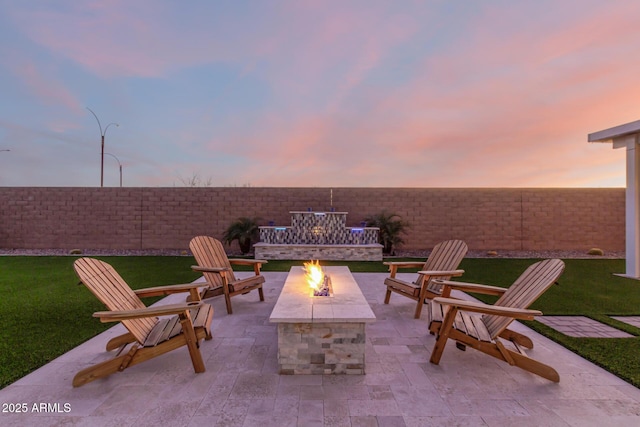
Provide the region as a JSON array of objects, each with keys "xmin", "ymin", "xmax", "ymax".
[
  {"xmin": 0, "ymin": 256, "xmax": 200, "ymax": 389},
  {"xmin": 458, "ymin": 258, "xmax": 640, "ymax": 388},
  {"xmin": 0, "ymin": 256, "xmax": 639, "ymax": 389}
]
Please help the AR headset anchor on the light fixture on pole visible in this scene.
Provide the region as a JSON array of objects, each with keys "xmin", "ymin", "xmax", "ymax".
[
  {"xmin": 104, "ymin": 152, "xmax": 123, "ymax": 187},
  {"xmin": 0, "ymin": 149, "xmax": 9, "ymax": 153},
  {"xmin": 87, "ymin": 107, "xmax": 119, "ymax": 188}
]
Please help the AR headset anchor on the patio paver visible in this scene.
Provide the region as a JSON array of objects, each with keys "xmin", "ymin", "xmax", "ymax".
[
  {"xmin": 611, "ymin": 316, "xmax": 640, "ymax": 329},
  {"xmin": 1, "ymin": 272, "xmax": 639, "ymax": 426},
  {"xmin": 537, "ymin": 315, "xmax": 635, "ymax": 338}
]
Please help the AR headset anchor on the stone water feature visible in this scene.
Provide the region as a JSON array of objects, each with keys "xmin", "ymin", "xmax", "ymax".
[{"xmin": 254, "ymin": 211, "xmax": 383, "ymax": 261}]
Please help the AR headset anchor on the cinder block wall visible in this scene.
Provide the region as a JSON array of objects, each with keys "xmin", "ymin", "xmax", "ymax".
[{"xmin": 0, "ymin": 187, "xmax": 625, "ymax": 252}]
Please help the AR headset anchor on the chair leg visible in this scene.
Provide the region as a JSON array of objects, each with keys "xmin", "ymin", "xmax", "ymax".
[
  {"xmin": 499, "ymin": 329, "xmax": 534, "ymax": 349},
  {"xmin": 106, "ymin": 332, "xmax": 136, "ymax": 352},
  {"xmin": 224, "ymin": 293, "xmax": 233, "ymax": 314},
  {"xmin": 414, "ymin": 300, "xmax": 424, "ymax": 319},
  {"xmin": 203, "ymin": 306, "xmax": 214, "ymax": 340},
  {"xmin": 258, "ymin": 286, "xmax": 265, "ymax": 301},
  {"xmin": 430, "ymin": 334, "xmax": 448, "ymax": 365},
  {"xmin": 437, "ymin": 330, "xmax": 560, "ymax": 382},
  {"xmin": 384, "ymin": 288, "xmax": 392, "ymax": 304},
  {"xmin": 429, "ymin": 307, "xmax": 458, "ymax": 364},
  {"xmin": 429, "ymin": 321, "xmax": 440, "ymax": 335},
  {"xmin": 414, "ymin": 284, "xmax": 429, "ymax": 319},
  {"xmin": 179, "ymin": 312, "xmax": 206, "ymax": 373},
  {"xmin": 72, "ymin": 349, "xmax": 139, "ymax": 387},
  {"xmin": 509, "ymin": 350, "xmax": 560, "ymax": 382}
]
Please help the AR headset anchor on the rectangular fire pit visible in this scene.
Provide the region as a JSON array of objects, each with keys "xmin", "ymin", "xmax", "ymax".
[{"xmin": 269, "ymin": 266, "xmax": 376, "ymax": 374}]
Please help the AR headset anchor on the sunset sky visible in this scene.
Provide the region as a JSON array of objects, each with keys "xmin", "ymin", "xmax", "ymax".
[{"xmin": 1, "ymin": 0, "xmax": 639, "ymax": 188}]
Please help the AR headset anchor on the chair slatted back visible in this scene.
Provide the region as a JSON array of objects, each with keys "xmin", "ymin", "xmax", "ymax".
[
  {"xmin": 190, "ymin": 236, "xmax": 236, "ymax": 287},
  {"xmin": 74, "ymin": 257, "xmax": 156, "ymax": 343},
  {"xmin": 423, "ymin": 240, "xmax": 468, "ymax": 292},
  {"xmin": 483, "ymin": 259, "xmax": 565, "ymax": 338}
]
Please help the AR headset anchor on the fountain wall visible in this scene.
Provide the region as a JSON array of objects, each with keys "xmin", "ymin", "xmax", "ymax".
[{"xmin": 254, "ymin": 211, "xmax": 383, "ymax": 261}]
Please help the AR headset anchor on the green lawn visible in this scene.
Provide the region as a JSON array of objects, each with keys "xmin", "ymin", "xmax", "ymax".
[
  {"xmin": 0, "ymin": 256, "xmax": 638, "ymax": 389},
  {"xmin": 0, "ymin": 256, "xmax": 200, "ymax": 389},
  {"xmin": 458, "ymin": 258, "xmax": 640, "ymax": 388}
]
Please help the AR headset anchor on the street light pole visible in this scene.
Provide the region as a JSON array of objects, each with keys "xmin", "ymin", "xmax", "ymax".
[
  {"xmin": 87, "ymin": 107, "xmax": 119, "ymax": 187},
  {"xmin": 104, "ymin": 152, "xmax": 123, "ymax": 187}
]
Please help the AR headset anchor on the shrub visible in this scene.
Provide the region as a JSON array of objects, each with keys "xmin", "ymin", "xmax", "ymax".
[
  {"xmin": 223, "ymin": 217, "xmax": 260, "ymax": 255},
  {"xmin": 363, "ymin": 211, "xmax": 410, "ymax": 255}
]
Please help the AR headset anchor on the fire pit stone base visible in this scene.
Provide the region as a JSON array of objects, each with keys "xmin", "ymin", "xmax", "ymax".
[
  {"xmin": 278, "ymin": 322, "xmax": 365, "ymax": 375},
  {"xmin": 270, "ymin": 266, "xmax": 376, "ymax": 375}
]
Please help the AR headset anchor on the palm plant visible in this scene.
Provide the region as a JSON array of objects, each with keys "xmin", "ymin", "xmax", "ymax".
[
  {"xmin": 223, "ymin": 217, "xmax": 260, "ymax": 255},
  {"xmin": 364, "ymin": 211, "xmax": 410, "ymax": 255}
]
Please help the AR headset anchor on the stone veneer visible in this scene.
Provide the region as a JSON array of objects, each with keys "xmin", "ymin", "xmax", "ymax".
[
  {"xmin": 254, "ymin": 243, "xmax": 382, "ymax": 261},
  {"xmin": 269, "ymin": 266, "xmax": 376, "ymax": 375},
  {"xmin": 277, "ymin": 322, "xmax": 366, "ymax": 374}
]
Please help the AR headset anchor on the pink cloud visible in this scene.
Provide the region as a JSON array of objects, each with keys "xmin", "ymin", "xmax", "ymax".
[
  {"xmin": 9, "ymin": 1, "xmax": 230, "ymax": 78},
  {"xmin": 5, "ymin": 1, "xmax": 637, "ymax": 187},
  {"xmin": 316, "ymin": 3, "xmax": 639, "ymax": 187},
  {"xmin": 10, "ymin": 60, "xmax": 81, "ymax": 112}
]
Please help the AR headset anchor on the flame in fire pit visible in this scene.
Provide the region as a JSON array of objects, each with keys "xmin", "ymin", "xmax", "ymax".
[{"xmin": 303, "ymin": 260, "xmax": 324, "ymax": 291}]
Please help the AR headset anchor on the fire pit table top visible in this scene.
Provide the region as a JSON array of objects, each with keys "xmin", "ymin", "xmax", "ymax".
[{"xmin": 269, "ymin": 266, "xmax": 376, "ymax": 323}]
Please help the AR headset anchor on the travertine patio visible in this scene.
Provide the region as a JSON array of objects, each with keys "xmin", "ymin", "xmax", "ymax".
[{"xmin": 1, "ymin": 271, "xmax": 639, "ymax": 426}]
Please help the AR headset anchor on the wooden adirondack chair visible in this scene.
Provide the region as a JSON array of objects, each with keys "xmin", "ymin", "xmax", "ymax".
[
  {"xmin": 384, "ymin": 240, "xmax": 468, "ymax": 318},
  {"xmin": 73, "ymin": 257, "xmax": 213, "ymax": 387},
  {"xmin": 428, "ymin": 258, "xmax": 565, "ymax": 382},
  {"xmin": 189, "ymin": 236, "xmax": 266, "ymax": 314}
]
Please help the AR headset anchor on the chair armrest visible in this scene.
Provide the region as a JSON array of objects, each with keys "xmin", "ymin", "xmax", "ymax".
[
  {"xmin": 228, "ymin": 258, "xmax": 268, "ymax": 265},
  {"xmin": 383, "ymin": 262, "xmax": 425, "ymax": 268},
  {"xmin": 191, "ymin": 265, "xmax": 230, "ymax": 273},
  {"xmin": 417, "ymin": 269, "xmax": 464, "ymax": 277},
  {"xmin": 93, "ymin": 302, "xmax": 204, "ymax": 323},
  {"xmin": 435, "ymin": 279, "xmax": 506, "ymax": 296},
  {"xmin": 134, "ymin": 283, "xmax": 207, "ymax": 298},
  {"xmin": 432, "ymin": 297, "xmax": 542, "ymax": 320},
  {"xmin": 228, "ymin": 259, "xmax": 267, "ymax": 275},
  {"xmin": 384, "ymin": 261, "xmax": 425, "ymax": 278}
]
